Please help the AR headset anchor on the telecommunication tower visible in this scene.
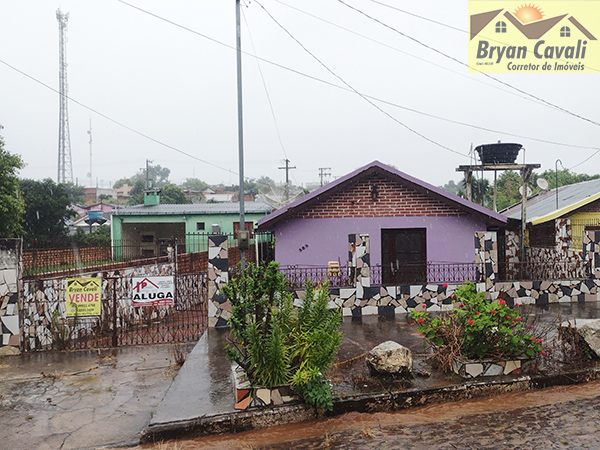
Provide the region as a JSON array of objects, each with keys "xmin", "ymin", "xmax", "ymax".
[{"xmin": 56, "ymin": 9, "xmax": 73, "ymax": 184}]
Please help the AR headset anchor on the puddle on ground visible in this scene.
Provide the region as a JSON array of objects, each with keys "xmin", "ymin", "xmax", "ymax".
[{"xmin": 148, "ymin": 380, "xmax": 600, "ymax": 450}]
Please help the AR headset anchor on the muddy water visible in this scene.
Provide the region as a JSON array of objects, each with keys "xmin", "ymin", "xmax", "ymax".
[{"xmin": 143, "ymin": 381, "xmax": 600, "ymax": 449}]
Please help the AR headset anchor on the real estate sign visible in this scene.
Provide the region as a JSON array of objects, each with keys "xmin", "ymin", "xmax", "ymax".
[
  {"xmin": 468, "ymin": 1, "xmax": 600, "ymax": 73},
  {"xmin": 132, "ymin": 276, "xmax": 175, "ymax": 307},
  {"xmin": 66, "ymin": 277, "xmax": 102, "ymax": 317}
]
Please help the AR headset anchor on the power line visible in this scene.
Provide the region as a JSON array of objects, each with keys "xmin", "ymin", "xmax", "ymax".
[
  {"xmin": 0, "ymin": 59, "xmax": 234, "ymax": 176},
  {"xmin": 117, "ymin": 0, "xmax": 600, "ymax": 155},
  {"xmin": 241, "ymin": 7, "xmax": 297, "ymax": 183},
  {"xmin": 336, "ymin": 0, "xmax": 600, "ymax": 128},
  {"xmin": 254, "ymin": 0, "xmax": 469, "ymax": 158}
]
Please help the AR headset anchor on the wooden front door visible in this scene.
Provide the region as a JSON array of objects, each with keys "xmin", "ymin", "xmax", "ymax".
[{"xmin": 381, "ymin": 229, "xmax": 427, "ymax": 285}]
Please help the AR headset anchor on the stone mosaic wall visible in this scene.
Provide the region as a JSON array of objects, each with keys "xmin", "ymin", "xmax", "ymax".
[
  {"xmin": 555, "ymin": 218, "xmax": 572, "ymax": 252},
  {"xmin": 286, "ymin": 278, "xmax": 600, "ymax": 319},
  {"xmin": 0, "ymin": 239, "xmax": 21, "ymax": 353},
  {"xmin": 194, "ymin": 227, "xmax": 600, "ymax": 326},
  {"xmin": 583, "ymin": 230, "xmax": 600, "ymax": 279},
  {"xmin": 21, "ymin": 262, "xmax": 176, "ymax": 351},
  {"xmin": 526, "ymin": 219, "xmax": 587, "ymax": 280},
  {"xmin": 505, "ymin": 230, "xmax": 520, "ymax": 280},
  {"xmin": 475, "ymin": 231, "xmax": 498, "ymax": 285},
  {"xmin": 348, "ymin": 233, "xmax": 370, "ymax": 297},
  {"xmin": 207, "ymin": 235, "xmax": 230, "ymax": 328}
]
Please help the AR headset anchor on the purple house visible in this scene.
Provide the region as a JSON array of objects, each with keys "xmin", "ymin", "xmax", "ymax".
[{"xmin": 257, "ymin": 161, "xmax": 507, "ymax": 284}]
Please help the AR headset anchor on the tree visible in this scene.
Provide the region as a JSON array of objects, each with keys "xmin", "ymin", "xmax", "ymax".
[
  {"xmin": 0, "ymin": 132, "xmax": 25, "ymax": 237},
  {"xmin": 20, "ymin": 178, "xmax": 75, "ymax": 246},
  {"xmin": 129, "ymin": 163, "xmax": 170, "ymax": 188},
  {"xmin": 128, "ymin": 179, "xmax": 146, "ymax": 205},
  {"xmin": 443, "ymin": 168, "xmax": 600, "ymax": 212},
  {"xmin": 71, "ymin": 225, "xmax": 111, "ymax": 247},
  {"xmin": 439, "ymin": 180, "xmax": 460, "ymax": 196},
  {"xmin": 457, "ymin": 177, "xmax": 492, "ymax": 208},
  {"xmin": 181, "ymin": 177, "xmax": 208, "ymax": 191},
  {"xmin": 160, "ymin": 183, "xmax": 190, "ymax": 204},
  {"xmin": 62, "ymin": 182, "xmax": 85, "ymax": 204},
  {"xmin": 245, "ymin": 176, "xmax": 274, "ymax": 193},
  {"xmin": 113, "ymin": 178, "xmax": 132, "ymax": 189},
  {"xmin": 495, "ymin": 171, "xmax": 523, "ymax": 211},
  {"xmin": 531, "ymin": 169, "xmax": 600, "ymax": 190}
]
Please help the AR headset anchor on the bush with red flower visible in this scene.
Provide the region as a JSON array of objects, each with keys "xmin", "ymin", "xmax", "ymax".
[{"xmin": 410, "ymin": 281, "xmax": 543, "ymax": 372}]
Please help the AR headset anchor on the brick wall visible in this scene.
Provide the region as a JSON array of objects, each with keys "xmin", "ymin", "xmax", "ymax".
[{"xmin": 291, "ymin": 174, "xmax": 464, "ymax": 219}]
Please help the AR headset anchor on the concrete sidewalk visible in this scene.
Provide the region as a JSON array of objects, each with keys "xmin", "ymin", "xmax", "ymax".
[
  {"xmin": 2, "ymin": 302, "xmax": 600, "ymax": 449},
  {"xmin": 0, "ymin": 342, "xmax": 195, "ymax": 450},
  {"xmin": 142, "ymin": 302, "xmax": 600, "ymax": 444}
]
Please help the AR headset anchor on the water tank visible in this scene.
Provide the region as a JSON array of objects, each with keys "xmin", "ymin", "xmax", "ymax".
[
  {"xmin": 475, "ymin": 143, "xmax": 522, "ymax": 164},
  {"xmin": 88, "ymin": 210, "xmax": 103, "ymax": 220}
]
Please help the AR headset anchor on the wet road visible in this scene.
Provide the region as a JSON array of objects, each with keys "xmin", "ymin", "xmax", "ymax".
[
  {"xmin": 143, "ymin": 381, "xmax": 600, "ymax": 450},
  {"xmin": 0, "ymin": 343, "xmax": 194, "ymax": 450}
]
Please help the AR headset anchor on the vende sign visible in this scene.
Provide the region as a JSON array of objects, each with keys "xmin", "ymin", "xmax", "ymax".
[
  {"xmin": 66, "ymin": 277, "xmax": 102, "ymax": 317},
  {"xmin": 132, "ymin": 276, "xmax": 174, "ymax": 307}
]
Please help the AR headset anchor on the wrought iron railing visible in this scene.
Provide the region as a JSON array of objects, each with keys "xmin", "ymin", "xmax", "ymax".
[{"xmin": 278, "ymin": 262, "xmax": 481, "ymax": 289}]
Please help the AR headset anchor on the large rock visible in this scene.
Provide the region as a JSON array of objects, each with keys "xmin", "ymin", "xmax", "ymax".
[
  {"xmin": 0, "ymin": 345, "xmax": 21, "ymax": 356},
  {"xmin": 366, "ymin": 340, "xmax": 412, "ymax": 376},
  {"xmin": 573, "ymin": 319, "xmax": 600, "ymax": 358}
]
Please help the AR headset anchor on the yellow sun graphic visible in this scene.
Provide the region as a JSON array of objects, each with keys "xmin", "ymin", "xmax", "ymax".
[{"xmin": 514, "ymin": 4, "xmax": 544, "ymax": 23}]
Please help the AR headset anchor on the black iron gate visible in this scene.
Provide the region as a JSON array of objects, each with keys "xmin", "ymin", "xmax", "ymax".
[{"xmin": 25, "ymin": 272, "xmax": 208, "ymax": 351}]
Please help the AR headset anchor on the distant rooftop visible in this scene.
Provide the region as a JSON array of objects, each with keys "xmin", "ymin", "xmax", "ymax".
[
  {"xmin": 113, "ymin": 201, "xmax": 274, "ymax": 216},
  {"xmin": 501, "ymin": 178, "xmax": 600, "ymax": 224}
]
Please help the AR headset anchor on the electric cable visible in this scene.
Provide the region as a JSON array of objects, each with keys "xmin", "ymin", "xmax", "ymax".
[
  {"xmin": 337, "ymin": 0, "xmax": 600, "ymax": 127},
  {"xmin": 254, "ymin": 0, "xmax": 469, "ymax": 158}
]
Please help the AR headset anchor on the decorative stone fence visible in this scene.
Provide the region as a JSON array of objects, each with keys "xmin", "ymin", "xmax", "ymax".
[
  {"xmin": 21, "ymin": 262, "xmax": 178, "ymax": 351},
  {"xmin": 208, "ymin": 230, "xmax": 600, "ymax": 326},
  {"xmin": 0, "ymin": 239, "xmax": 21, "ymax": 354}
]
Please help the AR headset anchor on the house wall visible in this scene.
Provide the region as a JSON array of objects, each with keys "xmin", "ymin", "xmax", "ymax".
[
  {"xmin": 271, "ymin": 172, "xmax": 492, "ymax": 267},
  {"xmin": 274, "ymin": 215, "xmax": 488, "ymax": 267},
  {"xmin": 290, "ymin": 173, "xmax": 463, "ymax": 219},
  {"xmin": 112, "ymin": 213, "xmax": 267, "ymax": 242}
]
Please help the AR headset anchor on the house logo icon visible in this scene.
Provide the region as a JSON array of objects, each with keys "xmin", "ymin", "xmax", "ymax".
[{"xmin": 468, "ymin": 1, "xmax": 600, "ymax": 73}]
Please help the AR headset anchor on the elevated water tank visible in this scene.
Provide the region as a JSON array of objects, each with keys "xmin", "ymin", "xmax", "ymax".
[{"xmin": 475, "ymin": 142, "xmax": 522, "ymax": 165}]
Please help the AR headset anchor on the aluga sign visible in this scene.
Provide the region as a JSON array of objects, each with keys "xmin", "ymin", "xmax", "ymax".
[
  {"xmin": 132, "ymin": 276, "xmax": 175, "ymax": 307},
  {"xmin": 468, "ymin": 1, "xmax": 599, "ymax": 73}
]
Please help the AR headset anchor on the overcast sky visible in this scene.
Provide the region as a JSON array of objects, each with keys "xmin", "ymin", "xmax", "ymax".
[{"xmin": 1, "ymin": 0, "xmax": 598, "ymax": 190}]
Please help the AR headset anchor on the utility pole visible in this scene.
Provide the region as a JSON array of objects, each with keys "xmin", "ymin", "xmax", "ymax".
[
  {"xmin": 56, "ymin": 9, "xmax": 73, "ymax": 184},
  {"xmin": 319, "ymin": 167, "xmax": 331, "ymax": 187},
  {"xmin": 236, "ymin": 0, "xmax": 247, "ymax": 270},
  {"xmin": 278, "ymin": 159, "xmax": 296, "ymax": 203},
  {"xmin": 278, "ymin": 159, "xmax": 296, "ymax": 185}
]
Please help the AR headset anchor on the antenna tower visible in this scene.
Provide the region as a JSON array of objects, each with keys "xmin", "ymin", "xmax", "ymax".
[{"xmin": 57, "ymin": 9, "xmax": 73, "ymax": 184}]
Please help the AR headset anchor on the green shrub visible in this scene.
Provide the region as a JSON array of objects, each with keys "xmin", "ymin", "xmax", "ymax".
[
  {"xmin": 222, "ymin": 262, "xmax": 342, "ymax": 410},
  {"xmin": 410, "ymin": 281, "xmax": 543, "ymax": 371}
]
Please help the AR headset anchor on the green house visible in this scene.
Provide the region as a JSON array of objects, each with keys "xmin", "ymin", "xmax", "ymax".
[{"xmin": 111, "ymin": 191, "xmax": 274, "ymax": 258}]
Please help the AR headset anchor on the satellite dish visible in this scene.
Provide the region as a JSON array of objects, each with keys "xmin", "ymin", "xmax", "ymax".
[
  {"xmin": 518, "ymin": 186, "xmax": 533, "ymax": 197},
  {"xmin": 258, "ymin": 183, "xmax": 305, "ymax": 209},
  {"xmin": 537, "ymin": 178, "xmax": 549, "ymax": 190}
]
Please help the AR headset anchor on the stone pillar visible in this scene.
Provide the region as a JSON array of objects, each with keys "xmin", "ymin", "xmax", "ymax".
[
  {"xmin": 0, "ymin": 239, "xmax": 21, "ymax": 355},
  {"xmin": 475, "ymin": 231, "xmax": 498, "ymax": 285},
  {"xmin": 583, "ymin": 230, "xmax": 600, "ymax": 278},
  {"xmin": 555, "ymin": 218, "xmax": 571, "ymax": 253},
  {"xmin": 348, "ymin": 234, "xmax": 370, "ymax": 296},
  {"xmin": 207, "ymin": 235, "xmax": 229, "ymax": 328}
]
